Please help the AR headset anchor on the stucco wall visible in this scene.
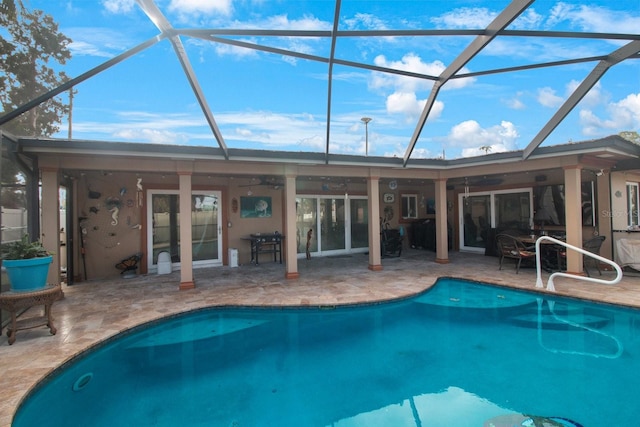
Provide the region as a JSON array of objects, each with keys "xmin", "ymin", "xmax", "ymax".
[
  {"xmin": 609, "ymin": 171, "xmax": 640, "ymax": 266},
  {"xmin": 75, "ymin": 171, "xmax": 146, "ymax": 281}
]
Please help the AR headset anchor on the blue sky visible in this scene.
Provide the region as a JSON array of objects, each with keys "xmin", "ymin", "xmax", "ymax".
[{"xmin": 27, "ymin": 0, "xmax": 640, "ymax": 159}]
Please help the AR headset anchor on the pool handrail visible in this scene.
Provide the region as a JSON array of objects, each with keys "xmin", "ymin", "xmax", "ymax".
[{"xmin": 534, "ymin": 235, "xmax": 623, "ymax": 291}]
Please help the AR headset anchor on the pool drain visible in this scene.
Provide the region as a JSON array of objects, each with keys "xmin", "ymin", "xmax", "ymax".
[{"xmin": 72, "ymin": 373, "xmax": 93, "ymax": 392}]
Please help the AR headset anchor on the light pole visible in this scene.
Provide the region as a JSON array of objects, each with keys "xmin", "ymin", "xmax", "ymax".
[{"xmin": 361, "ymin": 117, "xmax": 372, "ymax": 156}]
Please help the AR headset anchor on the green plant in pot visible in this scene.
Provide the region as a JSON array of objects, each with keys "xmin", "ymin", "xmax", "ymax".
[{"xmin": 1, "ymin": 235, "xmax": 53, "ymax": 292}]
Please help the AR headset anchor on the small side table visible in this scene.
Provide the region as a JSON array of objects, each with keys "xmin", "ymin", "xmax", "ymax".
[{"xmin": 0, "ymin": 284, "xmax": 63, "ymax": 345}]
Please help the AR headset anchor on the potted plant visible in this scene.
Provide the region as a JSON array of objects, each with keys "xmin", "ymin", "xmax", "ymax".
[{"xmin": 1, "ymin": 235, "xmax": 53, "ymax": 292}]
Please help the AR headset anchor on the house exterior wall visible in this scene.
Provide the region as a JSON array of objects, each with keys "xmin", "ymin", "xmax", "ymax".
[
  {"xmin": 610, "ymin": 171, "xmax": 640, "ymax": 266},
  {"xmin": 69, "ymin": 169, "xmax": 412, "ymax": 280},
  {"xmin": 22, "ymin": 136, "xmax": 638, "ymax": 284}
]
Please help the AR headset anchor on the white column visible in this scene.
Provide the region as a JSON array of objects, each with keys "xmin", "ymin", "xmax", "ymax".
[
  {"xmin": 284, "ymin": 174, "xmax": 299, "ymax": 279},
  {"xmin": 178, "ymin": 172, "xmax": 194, "ymax": 289},
  {"xmin": 367, "ymin": 173, "xmax": 382, "ymax": 271},
  {"xmin": 434, "ymin": 178, "xmax": 450, "ymax": 264},
  {"xmin": 41, "ymin": 167, "xmax": 61, "ymax": 286},
  {"xmin": 564, "ymin": 165, "xmax": 584, "ymax": 274}
]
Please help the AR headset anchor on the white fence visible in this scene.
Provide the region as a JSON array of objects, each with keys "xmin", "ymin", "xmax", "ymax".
[{"xmin": 1, "ymin": 207, "xmax": 28, "ymax": 243}]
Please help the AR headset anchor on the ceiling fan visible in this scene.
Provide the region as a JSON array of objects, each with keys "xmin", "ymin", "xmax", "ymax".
[{"xmin": 239, "ymin": 176, "xmax": 284, "ymax": 189}]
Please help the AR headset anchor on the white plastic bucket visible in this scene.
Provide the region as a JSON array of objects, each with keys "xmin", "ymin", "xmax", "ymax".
[{"xmin": 157, "ymin": 251, "xmax": 172, "ymax": 275}]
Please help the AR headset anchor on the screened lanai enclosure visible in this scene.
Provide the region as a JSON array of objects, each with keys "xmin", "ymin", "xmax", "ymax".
[{"xmin": 1, "ymin": 0, "xmax": 639, "ymax": 286}]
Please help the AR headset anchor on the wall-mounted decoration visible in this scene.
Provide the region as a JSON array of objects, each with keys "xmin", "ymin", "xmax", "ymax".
[
  {"xmin": 241, "ymin": 196, "xmax": 272, "ymax": 218},
  {"xmin": 383, "ymin": 205, "xmax": 394, "ymax": 221},
  {"xmin": 232, "ymin": 198, "xmax": 238, "ymax": 213},
  {"xmin": 383, "ymin": 193, "xmax": 395, "ymax": 203},
  {"xmin": 426, "ymin": 198, "xmax": 436, "ymax": 214},
  {"xmin": 388, "ymin": 180, "xmax": 397, "ymax": 190},
  {"xmin": 136, "ymin": 178, "xmax": 143, "ymax": 206}
]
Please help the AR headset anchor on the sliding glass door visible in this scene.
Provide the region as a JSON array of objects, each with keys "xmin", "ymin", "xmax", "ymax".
[
  {"xmin": 459, "ymin": 188, "xmax": 532, "ymax": 253},
  {"xmin": 296, "ymin": 195, "xmax": 368, "ymax": 257},
  {"xmin": 147, "ymin": 190, "xmax": 222, "ymax": 271},
  {"xmin": 459, "ymin": 193, "xmax": 491, "ymax": 251},
  {"xmin": 350, "ymin": 198, "xmax": 369, "ymax": 249}
]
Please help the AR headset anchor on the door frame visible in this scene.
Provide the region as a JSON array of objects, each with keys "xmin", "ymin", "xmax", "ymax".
[
  {"xmin": 296, "ymin": 194, "xmax": 369, "ymax": 258},
  {"xmin": 146, "ymin": 189, "xmax": 223, "ymax": 272},
  {"xmin": 458, "ymin": 187, "xmax": 533, "ymax": 253}
]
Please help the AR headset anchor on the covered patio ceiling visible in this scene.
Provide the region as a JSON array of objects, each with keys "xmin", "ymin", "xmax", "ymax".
[{"xmin": 0, "ymin": 0, "xmax": 639, "ymax": 167}]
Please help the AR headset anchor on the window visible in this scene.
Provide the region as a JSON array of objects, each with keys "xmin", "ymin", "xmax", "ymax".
[
  {"xmin": 627, "ymin": 182, "xmax": 639, "ymax": 227},
  {"xmin": 401, "ymin": 194, "xmax": 418, "ymax": 219}
]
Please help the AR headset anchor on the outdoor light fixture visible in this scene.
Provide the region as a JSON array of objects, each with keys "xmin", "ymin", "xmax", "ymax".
[{"xmin": 361, "ymin": 117, "xmax": 372, "ymax": 156}]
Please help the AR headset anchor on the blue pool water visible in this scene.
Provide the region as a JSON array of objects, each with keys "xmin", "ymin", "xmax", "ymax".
[{"xmin": 14, "ymin": 278, "xmax": 640, "ymax": 426}]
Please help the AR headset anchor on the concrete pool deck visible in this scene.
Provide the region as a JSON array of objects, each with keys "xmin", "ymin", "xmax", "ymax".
[{"xmin": 1, "ymin": 249, "xmax": 639, "ymax": 426}]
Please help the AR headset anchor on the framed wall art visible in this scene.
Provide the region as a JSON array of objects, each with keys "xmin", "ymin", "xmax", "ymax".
[{"xmin": 240, "ymin": 196, "xmax": 272, "ymax": 218}]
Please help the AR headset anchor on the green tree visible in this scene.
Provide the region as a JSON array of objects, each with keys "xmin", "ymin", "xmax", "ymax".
[
  {"xmin": 1, "ymin": 0, "xmax": 71, "ymax": 136},
  {"xmin": 1, "ymin": 0, "xmax": 72, "ymax": 208},
  {"xmin": 619, "ymin": 131, "xmax": 640, "ymax": 145}
]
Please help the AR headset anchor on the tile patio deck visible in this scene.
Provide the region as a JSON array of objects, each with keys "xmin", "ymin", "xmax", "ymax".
[{"xmin": 1, "ymin": 249, "xmax": 639, "ymax": 426}]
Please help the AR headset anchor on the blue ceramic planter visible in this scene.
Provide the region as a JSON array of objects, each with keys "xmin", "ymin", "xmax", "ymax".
[{"xmin": 3, "ymin": 256, "xmax": 52, "ymax": 292}]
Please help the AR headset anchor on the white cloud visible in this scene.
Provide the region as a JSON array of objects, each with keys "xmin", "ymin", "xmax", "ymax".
[
  {"xmin": 196, "ymin": 15, "xmax": 330, "ymax": 63},
  {"xmin": 613, "ymin": 93, "xmax": 640, "ymax": 127},
  {"xmin": 372, "ymin": 55, "xmax": 439, "ymax": 92},
  {"xmin": 567, "ymin": 80, "xmax": 605, "ymax": 107},
  {"xmin": 580, "ymin": 93, "xmax": 640, "ymax": 136},
  {"xmin": 405, "ymin": 147, "xmax": 432, "ymax": 159},
  {"xmin": 369, "ymin": 53, "xmax": 473, "ymax": 121},
  {"xmin": 372, "ymin": 54, "xmax": 475, "ymax": 92},
  {"xmin": 168, "ymin": 0, "xmax": 233, "ymax": 16},
  {"xmin": 257, "ymin": 14, "xmax": 332, "ymax": 31},
  {"xmin": 72, "ymin": 111, "xmax": 210, "ymax": 144},
  {"xmin": 114, "ymin": 128, "xmax": 189, "ymax": 144},
  {"xmin": 447, "ymin": 120, "xmax": 519, "ymax": 157},
  {"xmin": 66, "ymin": 27, "xmax": 132, "ymax": 57},
  {"xmin": 68, "ymin": 40, "xmax": 113, "ymax": 58},
  {"xmin": 537, "ymin": 87, "xmax": 563, "ymax": 108},
  {"xmin": 505, "ymin": 96, "xmax": 525, "ymax": 110},
  {"xmin": 102, "ymin": 0, "xmax": 135, "ymax": 14},
  {"xmin": 213, "ymin": 41, "xmax": 260, "ymax": 59},
  {"xmin": 343, "ymin": 13, "xmax": 389, "ymax": 31},
  {"xmin": 386, "ymin": 92, "xmax": 444, "ymax": 122},
  {"xmin": 431, "ymin": 7, "xmax": 496, "ymax": 29},
  {"xmin": 373, "ymin": 55, "xmax": 436, "ymax": 91},
  {"xmin": 510, "ymin": 8, "xmax": 543, "ymax": 30},
  {"xmin": 547, "ymin": 3, "xmax": 640, "ymax": 33}
]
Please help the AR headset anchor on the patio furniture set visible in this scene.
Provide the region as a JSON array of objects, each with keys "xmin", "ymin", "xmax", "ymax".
[{"xmin": 496, "ymin": 234, "xmax": 606, "ymax": 275}]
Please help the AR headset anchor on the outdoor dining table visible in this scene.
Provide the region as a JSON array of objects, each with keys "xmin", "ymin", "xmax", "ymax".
[{"xmin": 516, "ymin": 235, "xmax": 565, "ymax": 272}]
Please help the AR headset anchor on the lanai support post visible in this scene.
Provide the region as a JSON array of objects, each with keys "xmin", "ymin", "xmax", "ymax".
[
  {"xmin": 178, "ymin": 170, "xmax": 195, "ymax": 290},
  {"xmin": 368, "ymin": 172, "xmax": 382, "ymax": 271},
  {"xmin": 284, "ymin": 173, "xmax": 299, "ymax": 279},
  {"xmin": 564, "ymin": 165, "xmax": 584, "ymax": 274},
  {"xmin": 435, "ymin": 178, "xmax": 450, "ymax": 264},
  {"xmin": 41, "ymin": 166, "xmax": 61, "ymax": 287}
]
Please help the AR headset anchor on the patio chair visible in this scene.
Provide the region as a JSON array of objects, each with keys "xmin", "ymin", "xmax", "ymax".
[
  {"xmin": 582, "ymin": 236, "xmax": 606, "ymax": 276},
  {"xmin": 496, "ymin": 233, "xmax": 536, "ymax": 274},
  {"xmin": 556, "ymin": 236, "xmax": 606, "ymax": 276}
]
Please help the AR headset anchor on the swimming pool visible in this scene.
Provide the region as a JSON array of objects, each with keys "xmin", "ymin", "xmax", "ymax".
[{"xmin": 13, "ymin": 278, "xmax": 640, "ymax": 426}]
